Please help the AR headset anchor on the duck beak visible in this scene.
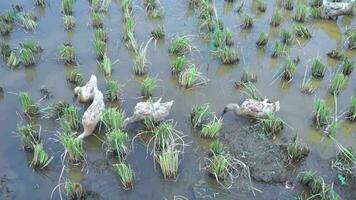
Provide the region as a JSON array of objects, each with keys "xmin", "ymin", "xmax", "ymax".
[{"xmin": 221, "ymin": 108, "xmax": 227, "ymax": 116}]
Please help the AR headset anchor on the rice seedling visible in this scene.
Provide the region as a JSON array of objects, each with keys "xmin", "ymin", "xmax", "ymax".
[
  {"xmin": 1, "ymin": 10, "xmax": 17, "ymax": 24},
  {"xmin": 282, "ymin": 0, "xmax": 293, "ymax": 10},
  {"xmin": 199, "ymin": 15, "xmax": 215, "ymax": 33},
  {"xmin": 65, "ymin": 181, "xmax": 85, "ymax": 200},
  {"xmin": 62, "ymin": 105, "xmax": 80, "ymax": 130},
  {"xmin": 63, "ymin": 15, "xmax": 75, "ymax": 30},
  {"xmin": 42, "ymin": 101, "xmax": 70, "ymax": 119},
  {"xmin": 61, "ymin": 134, "xmax": 84, "ymax": 163},
  {"xmin": 150, "ymin": 122, "xmax": 180, "ymax": 150},
  {"xmin": 21, "ymin": 40, "xmax": 42, "ymax": 54},
  {"xmin": 105, "ymin": 79, "xmax": 120, "ymax": 101},
  {"xmin": 148, "ymin": 8, "xmax": 165, "ymax": 19},
  {"xmin": 310, "ymin": 7, "xmax": 323, "ymax": 19},
  {"xmin": 313, "ymin": 98, "xmax": 331, "ymax": 128},
  {"xmin": 287, "ymin": 135, "xmax": 309, "ymax": 163},
  {"xmin": 19, "ymin": 47, "xmax": 36, "ymax": 66},
  {"xmin": 171, "ymin": 56, "xmax": 187, "ymax": 75},
  {"xmin": 151, "ymin": 26, "xmax": 165, "ymax": 40},
  {"xmin": 281, "ymin": 29, "xmax": 292, "ymax": 45},
  {"xmin": 34, "ymin": 0, "xmax": 46, "ymax": 7},
  {"xmin": 213, "ymin": 27, "xmax": 234, "ymax": 48},
  {"xmin": 122, "ymin": 0, "xmax": 133, "ymax": 12},
  {"xmin": 113, "ymin": 163, "xmax": 134, "ymax": 189},
  {"xmin": 256, "ymin": 32, "xmax": 268, "ymax": 47},
  {"xmin": 241, "ymin": 13, "xmax": 253, "ymax": 29},
  {"xmin": 325, "ymin": 120, "xmax": 338, "ymax": 136},
  {"xmin": 133, "ymin": 40, "xmax": 151, "ymax": 75},
  {"xmin": 157, "ymin": 147, "xmax": 179, "ymax": 180},
  {"xmin": 60, "ymin": 119, "xmax": 72, "ymax": 136},
  {"xmin": 59, "ymin": 43, "xmax": 76, "ymax": 65},
  {"xmin": 0, "ymin": 20, "xmax": 12, "ymax": 36},
  {"xmin": 270, "ymin": 10, "xmax": 282, "ymax": 27},
  {"xmin": 19, "ymin": 92, "xmax": 39, "ymax": 116},
  {"xmin": 271, "ymin": 40, "xmax": 284, "ymax": 58},
  {"xmin": 17, "ymin": 13, "xmax": 38, "ymax": 32},
  {"xmin": 311, "ymin": 57, "xmax": 326, "ymax": 78},
  {"xmin": 329, "ymin": 71, "xmax": 347, "ymax": 96},
  {"xmin": 282, "ymin": 58, "xmax": 297, "ymax": 81},
  {"xmin": 30, "ymin": 143, "xmax": 53, "ymax": 169},
  {"xmin": 93, "ymin": 39, "xmax": 107, "ymax": 60},
  {"xmin": 294, "ymin": 3, "xmax": 308, "ymax": 22},
  {"xmin": 241, "ymin": 82, "xmax": 262, "ymax": 100},
  {"xmin": 342, "ymin": 57, "xmax": 355, "ymax": 76},
  {"xmin": 294, "ymin": 24, "xmax": 312, "ymax": 38},
  {"xmin": 190, "ymin": 104, "xmax": 211, "ymax": 128},
  {"xmin": 100, "ymin": 53, "xmax": 112, "ymax": 77},
  {"xmin": 327, "ymin": 49, "xmax": 344, "ymax": 60},
  {"xmin": 256, "ymin": 0, "xmax": 266, "ymax": 12},
  {"xmin": 0, "ymin": 41, "xmax": 11, "ymax": 58},
  {"xmin": 299, "ymin": 170, "xmax": 316, "ymax": 186},
  {"xmin": 105, "ymin": 130, "xmax": 128, "ymax": 158},
  {"xmin": 91, "ymin": 0, "xmax": 111, "ymax": 13},
  {"xmin": 67, "ymin": 69, "xmax": 83, "ymax": 86},
  {"xmin": 141, "ymin": 76, "xmax": 156, "ymax": 98},
  {"xmin": 201, "ymin": 117, "xmax": 222, "ymax": 138},
  {"xmin": 209, "ymin": 140, "xmax": 224, "ymax": 155},
  {"xmin": 17, "ymin": 123, "xmax": 40, "ymax": 150},
  {"xmin": 347, "ymin": 30, "xmax": 356, "ymax": 49},
  {"xmin": 348, "ymin": 96, "xmax": 356, "ymax": 121},
  {"xmin": 301, "ymin": 79, "xmax": 316, "ymax": 94},
  {"xmin": 258, "ymin": 113, "xmax": 284, "ymax": 136},
  {"xmin": 178, "ymin": 65, "xmax": 208, "ymax": 88},
  {"xmin": 101, "ymin": 108, "xmax": 124, "ymax": 132},
  {"xmin": 144, "ymin": 0, "xmax": 158, "ymax": 11},
  {"xmin": 207, "ymin": 154, "xmax": 231, "ymax": 181},
  {"xmin": 61, "ymin": 0, "xmax": 75, "ymax": 15},
  {"xmin": 169, "ymin": 36, "xmax": 193, "ymax": 56},
  {"xmin": 214, "ymin": 47, "xmax": 239, "ymax": 64},
  {"xmin": 92, "ymin": 12, "xmax": 103, "ymax": 28},
  {"xmin": 240, "ymin": 69, "xmax": 257, "ymax": 83},
  {"xmin": 310, "ymin": 0, "xmax": 323, "ymax": 7},
  {"xmin": 6, "ymin": 51, "xmax": 19, "ymax": 68},
  {"xmin": 334, "ymin": 146, "xmax": 355, "ymax": 166},
  {"xmin": 124, "ymin": 30, "xmax": 138, "ymax": 51},
  {"xmin": 94, "ymin": 28, "xmax": 108, "ymax": 42}
]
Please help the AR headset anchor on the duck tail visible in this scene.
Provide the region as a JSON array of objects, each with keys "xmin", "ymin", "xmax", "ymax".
[{"xmin": 274, "ymin": 101, "xmax": 280, "ymax": 112}]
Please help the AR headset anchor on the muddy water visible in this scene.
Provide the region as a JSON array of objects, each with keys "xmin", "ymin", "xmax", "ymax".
[{"xmin": 0, "ymin": 0, "xmax": 355, "ymax": 199}]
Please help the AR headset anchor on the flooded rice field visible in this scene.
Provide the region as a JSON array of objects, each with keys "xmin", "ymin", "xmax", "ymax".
[{"xmin": 0, "ymin": 0, "xmax": 355, "ymax": 199}]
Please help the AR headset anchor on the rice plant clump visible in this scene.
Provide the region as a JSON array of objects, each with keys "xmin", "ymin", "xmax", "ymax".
[
  {"xmin": 63, "ymin": 15, "xmax": 75, "ymax": 30},
  {"xmin": 301, "ymin": 79, "xmax": 316, "ymax": 94},
  {"xmin": 94, "ymin": 28, "xmax": 108, "ymax": 42},
  {"xmin": 207, "ymin": 154, "xmax": 231, "ymax": 181},
  {"xmin": 0, "ymin": 41, "xmax": 11, "ymax": 58},
  {"xmin": 62, "ymin": 105, "xmax": 80, "ymax": 130},
  {"xmin": 61, "ymin": 135, "xmax": 84, "ymax": 163},
  {"xmin": 17, "ymin": 12, "xmax": 38, "ymax": 32},
  {"xmin": 157, "ymin": 146, "xmax": 180, "ymax": 180},
  {"xmin": 171, "ymin": 56, "xmax": 187, "ymax": 74},
  {"xmin": 214, "ymin": 47, "xmax": 239, "ymax": 64},
  {"xmin": 91, "ymin": 0, "xmax": 112, "ymax": 13},
  {"xmin": 287, "ymin": 135, "xmax": 309, "ymax": 163},
  {"xmin": 100, "ymin": 53, "xmax": 112, "ymax": 77},
  {"xmin": 299, "ymin": 170, "xmax": 316, "ymax": 186},
  {"xmin": 59, "ymin": 43, "xmax": 76, "ymax": 64},
  {"xmin": 327, "ymin": 49, "xmax": 344, "ymax": 60},
  {"xmin": 259, "ymin": 113, "xmax": 284, "ymax": 136},
  {"xmin": 256, "ymin": 32, "xmax": 268, "ymax": 47},
  {"xmin": 19, "ymin": 92, "xmax": 39, "ymax": 116},
  {"xmin": 294, "ymin": 24, "xmax": 312, "ymax": 39},
  {"xmin": 101, "ymin": 108, "xmax": 124, "ymax": 132},
  {"xmin": 342, "ymin": 57, "xmax": 355, "ymax": 76},
  {"xmin": 151, "ymin": 26, "xmax": 165, "ymax": 40},
  {"xmin": 151, "ymin": 122, "xmax": 178, "ymax": 150},
  {"xmin": 270, "ymin": 10, "xmax": 282, "ymax": 27},
  {"xmin": 169, "ymin": 36, "xmax": 193, "ymax": 56},
  {"xmin": 329, "ymin": 71, "xmax": 347, "ymax": 96},
  {"xmin": 190, "ymin": 104, "xmax": 211, "ymax": 128},
  {"xmin": 133, "ymin": 41, "xmax": 151, "ymax": 75},
  {"xmin": 30, "ymin": 143, "xmax": 53, "ymax": 169},
  {"xmin": 6, "ymin": 51, "xmax": 20, "ymax": 68},
  {"xmin": 92, "ymin": 12, "xmax": 103, "ymax": 28},
  {"xmin": 256, "ymin": 0, "xmax": 266, "ymax": 12},
  {"xmin": 209, "ymin": 140, "xmax": 224, "ymax": 155},
  {"xmin": 65, "ymin": 181, "xmax": 85, "ymax": 200},
  {"xmin": 240, "ymin": 69, "xmax": 257, "ymax": 83},
  {"xmin": 19, "ymin": 47, "xmax": 36, "ymax": 66},
  {"xmin": 141, "ymin": 76, "xmax": 156, "ymax": 98},
  {"xmin": 61, "ymin": 0, "xmax": 75, "ymax": 15},
  {"xmin": 294, "ymin": 3, "xmax": 308, "ymax": 22},
  {"xmin": 178, "ymin": 65, "xmax": 208, "ymax": 88},
  {"xmin": 281, "ymin": 29, "xmax": 292, "ymax": 45},
  {"xmin": 282, "ymin": 0, "xmax": 294, "ymax": 10},
  {"xmin": 201, "ymin": 117, "xmax": 222, "ymax": 138},
  {"xmin": 113, "ymin": 163, "xmax": 134, "ymax": 189},
  {"xmin": 241, "ymin": 13, "xmax": 253, "ymax": 29},
  {"xmin": 106, "ymin": 130, "xmax": 128, "ymax": 158},
  {"xmin": 311, "ymin": 57, "xmax": 326, "ymax": 78},
  {"xmin": 313, "ymin": 98, "xmax": 331, "ymax": 128},
  {"xmin": 0, "ymin": 19, "xmax": 13, "ymax": 36},
  {"xmin": 310, "ymin": 0, "xmax": 323, "ymax": 7},
  {"xmin": 310, "ymin": 7, "xmax": 323, "ymax": 19},
  {"xmin": 105, "ymin": 79, "xmax": 120, "ymax": 101},
  {"xmin": 348, "ymin": 96, "xmax": 356, "ymax": 121},
  {"xmin": 17, "ymin": 123, "xmax": 40, "ymax": 150},
  {"xmin": 67, "ymin": 69, "xmax": 83, "ymax": 86},
  {"xmin": 93, "ymin": 38, "xmax": 107, "ymax": 60},
  {"xmin": 213, "ymin": 27, "xmax": 234, "ymax": 48},
  {"xmin": 346, "ymin": 30, "xmax": 356, "ymax": 49},
  {"xmin": 271, "ymin": 40, "xmax": 284, "ymax": 58},
  {"xmin": 282, "ymin": 58, "xmax": 297, "ymax": 81}
]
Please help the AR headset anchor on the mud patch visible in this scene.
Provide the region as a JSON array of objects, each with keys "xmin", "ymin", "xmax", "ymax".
[{"xmin": 220, "ymin": 121, "xmax": 290, "ymax": 183}]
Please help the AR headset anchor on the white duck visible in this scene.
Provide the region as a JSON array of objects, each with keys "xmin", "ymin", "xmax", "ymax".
[
  {"xmin": 74, "ymin": 75, "xmax": 97, "ymax": 103},
  {"xmin": 323, "ymin": 0, "xmax": 354, "ymax": 19},
  {"xmin": 222, "ymin": 99, "xmax": 280, "ymax": 118},
  {"xmin": 123, "ymin": 98, "xmax": 174, "ymax": 127}
]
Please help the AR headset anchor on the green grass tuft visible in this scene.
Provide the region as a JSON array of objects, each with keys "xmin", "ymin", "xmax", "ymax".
[
  {"xmin": 141, "ymin": 76, "xmax": 156, "ymax": 98},
  {"xmin": 61, "ymin": 134, "xmax": 84, "ymax": 163},
  {"xmin": 214, "ymin": 47, "xmax": 239, "ymax": 64},
  {"xmin": 93, "ymin": 38, "xmax": 107, "ymax": 60},
  {"xmin": 281, "ymin": 29, "xmax": 292, "ymax": 45},
  {"xmin": 169, "ymin": 36, "xmax": 192, "ymax": 56},
  {"xmin": 105, "ymin": 79, "xmax": 120, "ymax": 101},
  {"xmin": 346, "ymin": 29, "xmax": 356, "ymax": 49},
  {"xmin": 201, "ymin": 117, "xmax": 222, "ymax": 138},
  {"xmin": 67, "ymin": 69, "xmax": 83, "ymax": 86},
  {"xmin": 256, "ymin": 32, "xmax": 268, "ymax": 47},
  {"xmin": 209, "ymin": 140, "xmax": 224, "ymax": 155},
  {"xmin": 311, "ymin": 57, "xmax": 326, "ymax": 78},
  {"xmin": 259, "ymin": 113, "xmax": 284, "ymax": 136},
  {"xmin": 30, "ymin": 143, "xmax": 53, "ymax": 169},
  {"xmin": 342, "ymin": 57, "xmax": 355, "ymax": 76},
  {"xmin": 349, "ymin": 96, "xmax": 356, "ymax": 121},
  {"xmin": 19, "ymin": 92, "xmax": 39, "ymax": 116},
  {"xmin": 61, "ymin": 0, "xmax": 75, "ymax": 15},
  {"xmin": 241, "ymin": 13, "xmax": 253, "ymax": 29},
  {"xmin": 171, "ymin": 56, "xmax": 187, "ymax": 74},
  {"xmin": 17, "ymin": 123, "xmax": 40, "ymax": 150},
  {"xmin": 313, "ymin": 98, "xmax": 331, "ymax": 128},
  {"xmin": 151, "ymin": 26, "xmax": 165, "ymax": 40},
  {"xmin": 100, "ymin": 53, "xmax": 112, "ymax": 77},
  {"xmin": 59, "ymin": 43, "xmax": 76, "ymax": 64},
  {"xmin": 114, "ymin": 163, "xmax": 134, "ymax": 189},
  {"xmin": 271, "ymin": 40, "xmax": 284, "ymax": 58},
  {"xmin": 63, "ymin": 15, "xmax": 75, "ymax": 30},
  {"xmin": 65, "ymin": 181, "xmax": 85, "ymax": 200},
  {"xmin": 191, "ymin": 104, "xmax": 211, "ymax": 128},
  {"xmin": 158, "ymin": 147, "xmax": 179, "ymax": 179},
  {"xmin": 106, "ymin": 130, "xmax": 128, "ymax": 159},
  {"xmin": 101, "ymin": 108, "xmax": 124, "ymax": 132},
  {"xmin": 329, "ymin": 71, "xmax": 347, "ymax": 96},
  {"xmin": 287, "ymin": 135, "xmax": 309, "ymax": 163},
  {"xmin": 294, "ymin": 24, "xmax": 312, "ymax": 38},
  {"xmin": 282, "ymin": 58, "xmax": 297, "ymax": 81},
  {"xmin": 270, "ymin": 10, "xmax": 282, "ymax": 27},
  {"xmin": 293, "ymin": 3, "xmax": 308, "ymax": 22}
]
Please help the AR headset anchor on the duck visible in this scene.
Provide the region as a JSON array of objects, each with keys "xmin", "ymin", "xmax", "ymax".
[
  {"xmin": 74, "ymin": 74, "xmax": 97, "ymax": 103},
  {"xmin": 222, "ymin": 99, "xmax": 280, "ymax": 118},
  {"xmin": 323, "ymin": 0, "xmax": 354, "ymax": 20}
]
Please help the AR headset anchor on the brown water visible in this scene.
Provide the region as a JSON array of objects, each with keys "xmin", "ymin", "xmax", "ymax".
[{"xmin": 0, "ymin": 0, "xmax": 355, "ymax": 199}]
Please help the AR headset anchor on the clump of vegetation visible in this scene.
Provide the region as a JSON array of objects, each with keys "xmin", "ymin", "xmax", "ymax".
[
  {"xmin": 61, "ymin": 0, "xmax": 75, "ymax": 15},
  {"xmin": 241, "ymin": 13, "xmax": 253, "ymax": 29},
  {"xmin": 150, "ymin": 122, "xmax": 182, "ymax": 150},
  {"xmin": 133, "ymin": 40, "xmax": 151, "ymax": 75},
  {"xmin": 327, "ymin": 49, "xmax": 344, "ymax": 60},
  {"xmin": 342, "ymin": 57, "xmax": 355, "ymax": 76},
  {"xmin": 310, "ymin": 7, "xmax": 323, "ymax": 19},
  {"xmin": 19, "ymin": 92, "xmax": 39, "ymax": 116},
  {"xmin": 35, "ymin": 0, "xmax": 46, "ymax": 7},
  {"xmin": 151, "ymin": 26, "xmax": 165, "ymax": 40},
  {"xmin": 256, "ymin": 32, "xmax": 268, "ymax": 47},
  {"xmin": 311, "ymin": 57, "xmax": 326, "ymax": 78},
  {"xmin": 113, "ymin": 163, "xmax": 134, "ymax": 189},
  {"xmin": 206, "ymin": 154, "xmax": 234, "ymax": 181},
  {"xmin": 256, "ymin": 0, "xmax": 266, "ymax": 12},
  {"xmin": 171, "ymin": 56, "xmax": 187, "ymax": 75},
  {"xmin": 301, "ymin": 79, "xmax": 316, "ymax": 94},
  {"xmin": 332, "ymin": 146, "xmax": 356, "ymax": 182},
  {"xmin": 158, "ymin": 147, "xmax": 179, "ymax": 180},
  {"xmin": 310, "ymin": 0, "xmax": 323, "ymax": 7},
  {"xmin": 281, "ymin": 29, "xmax": 292, "ymax": 45},
  {"xmin": 93, "ymin": 38, "xmax": 107, "ymax": 60},
  {"xmin": 91, "ymin": 0, "xmax": 112, "ymax": 13},
  {"xmin": 259, "ymin": 113, "xmax": 284, "ymax": 136},
  {"xmin": 241, "ymin": 82, "xmax": 263, "ymax": 100},
  {"xmin": 271, "ymin": 40, "xmax": 284, "ymax": 58},
  {"xmin": 209, "ymin": 140, "xmax": 224, "ymax": 155},
  {"xmin": 299, "ymin": 170, "xmax": 316, "ymax": 186},
  {"xmin": 293, "ymin": 3, "xmax": 308, "ymax": 22},
  {"xmin": 63, "ymin": 15, "xmax": 75, "ymax": 30},
  {"xmin": 62, "ymin": 105, "xmax": 80, "ymax": 130},
  {"xmin": 105, "ymin": 79, "xmax": 120, "ymax": 101},
  {"xmin": 346, "ymin": 29, "xmax": 356, "ymax": 49},
  {"xmin": 191, "ymin": 104, "xmax": 211, "ymax": 128},
  {"xmin": 91, "ymin": 12, "xmax": 103, "ymax": 28},
  {"xmin": 100, "ymin": 53, "xmax": 112, "ymax": 77},
  {"xmin": 65, "ymin": 181, "xmax": 85, "ymax": 200},
  {"xmin": 101, "ymin": 108, "xmax": 124, "ymax": 132},
  {"xmin": 59, "ymin": 43, "xmax": 76, "ymax": 65},
  {"xmin": 287, "ymin": 135, "xmax": 309, "ymax": 163},
  {"xmin": 105, "ymin": 130, "xmax": 128, "ymax": 159},
  {"xmin": 30, "ymin": 143, "xmax": 53, "ymax": 169},
  {"xmin": 178, "ymin": 65, "xmax": 208, "ymax": 88},
  {"xmin": 19, "ymin": 47, "xmax": 36, "ymax": 66},
  {"xmin": 298, "ymin": 173, "xmax": 341, "ymax": 200},
  {"xmin": 329, "ymin": 71, "xmax": 347, "ymax": 96},
  {"xmin": 282, "ymin": 0, "xmax": 294, "ymax": 10},
  {"xmin": 169, "ymin": 36, "xmax": 193, "ymax": 56},
  {"xmin": 313, "ymin": 98, "xmax": 331, "ymax": 128},
  {"xmin": 17, "ymin": 12, "xmax": 38, "ymax": 32},
  {"xmin": 61, "ymin": 134, "xmax": 84, "ymax": 164},
  {"xmin": 141, "ymin": 76, "xmax": 156, "ymax": 98},
  {"xmin": 240, "ymin": 69, "xmax": 257, "ymax": 84},
  {"xmin": 214, "ymin": 47, "xmax": 239, "ymax": 64},
  {"xmin": 282, "ymin": 58, "xmax": 297, "ymax": 81},
  {"xmin": 213, "ymin": 28, "xmax": 233, "ymax": 48},
  {"xmin": 17, "ymin": 123, "xmax": 40, "ymax": 150},
  {"xmin": 270, "ymin": 10, "xmax": 282, "ymax": 27},
  {"xmin": 94, "ymin": 28, "xmax": 108, "ymax": 42},
  {"xmin": 6, "ymin": 51, "xmax": 19, "ymax": 68},
  {"xmin": 201, "ymin": 117, "xmax": 222, "ymax": 138},
  {"xmin": 294, "ymin": 24, "xmax": 312, "ymax": 39},
  {"xmin": 348, "ymin": 96, "xmax": 356, "ymax": 121},
  {"xmin": 67, "ymin": 69, "xmax": 83, "ymax": 86},
  {"xmin": 0, "ymin": 19, "xmax": 13, "ymax": 36}
]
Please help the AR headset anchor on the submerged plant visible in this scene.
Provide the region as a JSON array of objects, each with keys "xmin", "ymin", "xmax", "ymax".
[
  {"xmin": 201, "ymin": 117, "xmax": 222, "ymax": 138},
  {"xmin": 133, "ymin": 40, "xmax": 151, "ymax": 75},
  {"xmin": 169, "ymin": 36, "xmax": 192, "ymax": 56},
  {"xmin": 329, "ymin": 71, "xmax": 347, "ymax": 96},
  {"xmin": 191, "ymin": 104, "xmax": 211, "ymax": 128},
  {"xmin": 282, "ymin": 58, "xmax": 297, "ymax": 81},
  {"xmin": 294, "ymin": 24, "xmax": 312, "ymax": 39},
  {"xmin": 214, "ymin": 47, "xmax": 239, "ymax": 64},
  {"xmin": 106, "ymin": 130, "xmax": 128, "ymax": 158},
  {"xmin": 311, "ymin": 57, "xmax": 326, "ymax": 78},
  {"xmin": 271, "ymin": 40, "xmax": 284, "ymax": 58},
  {"xmin": 17, "ymin": 123, "xmax": 40, "ymax": 150},
  {"xmin": 30, "ymin": 143, "xmax": 53, "ymax": 169},
  {"xmin": 59, "ymin": 43, "xmax": 76, "ymax": 64},
  {"xmin": 141, "ymin": 76, "xmax": 156, "ymax": 98},
  {"xmin": 114, "ymin": 163, "xmax": 134, "ymax": 189},
  {"xmin": 19, "ymin": 92, "xmax": 39, "ymax": 116},
  {"xmin": 101, "ymin": 108, "xmax": 124, "ymax": 132},
  {"xmin": 158, "ymin": 147, "xmax": 179, "ymax": 180},
  {"xmin": 100, "ymin": 53, "xmax": 112, "ymax": 77},
  {"xmin": 287, "ymin": 135, "xmax": 309, "ymax": 163},
  {"xmin": 63, "ymin": 15, "xmax": 75, "ymax": 30},
  {"xmin": 342, "ymin": 57, "xmax": 355, "ymax": 76},
  {"xmin": 62, "ymin": 105, "xmax": 80, "ymax": 130},
  {"xmin": 270, "ymin": 10, "xmax": 282, "ymax": 27},
  {"xmin": 105, "ymin": 79, "xmax": 120, "ymax": 101},
  {"xmin": 313, "ymin": 98, "xmax": 331, "ymax": 128},
  {"xmin": 348, "ymin": 96, "xmax": 356, "ymax": 121},
  {"xmin": 294, "ymin": 3, "xmax": 308, "ymax": 22},
  {"xmin": 259, "ymin": 113, "xmax": 284, "ymax": 136},
  {"xmin": 65, "ymin": 181, "xmax": 85, "ymax": 200},
  {"xmin": 151, "ymin": 26, "xmax": 165, "ymax": 40},
  {"xmin": 256, "ymin": 32, "xmax": 268, "ymax": 47},
  {"xmin": 67, "ymin": 69, "xmax": 83, "ymax": 86},
  {"xmin": 171, "ymin": 56, "xmax": 187, "ymax": 74},
  {"xmin": 61, "ymin": 134, "xmax": 84, "ymax": 163}
]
